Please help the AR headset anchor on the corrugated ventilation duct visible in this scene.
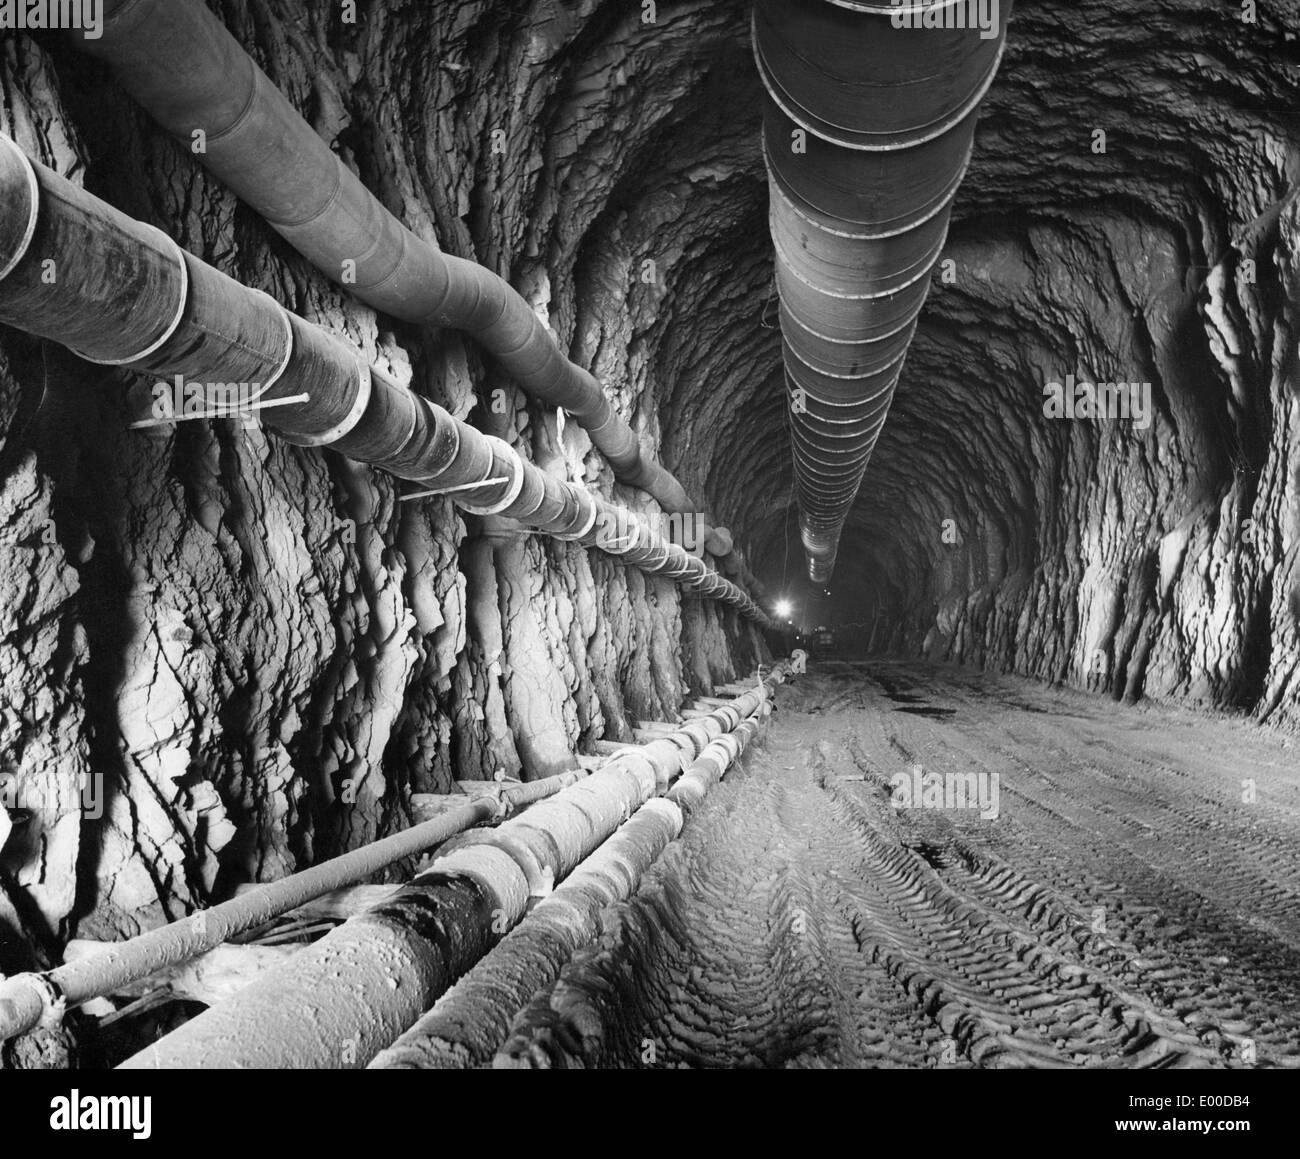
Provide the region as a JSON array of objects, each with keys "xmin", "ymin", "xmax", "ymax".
[{"xmin": 753, "ymin": 0, "xmax": 1011, "ymax": 582}]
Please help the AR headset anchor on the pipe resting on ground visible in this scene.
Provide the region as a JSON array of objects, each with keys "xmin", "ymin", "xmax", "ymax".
[
  {"xmin": 0, "ymin": 134, "xmax": 766, "ymax": 622},
  {"xmin": 0, "ymin": 767, "xmax": 598, "ymax": 1042},
  {"xmin": 71, "ymin": 0, "xmax": 757, "ymax": 574},
  {"xmin": 369, "ymin": 706, "xmax": 769, "ymax": 1069},
  {"xmin": 0, "ymin": 798, "xmax": 498, "ymax": 1043},
  {"xmin": 116, "ymin": 661, "xmax": 793, "ymax": 1069}
]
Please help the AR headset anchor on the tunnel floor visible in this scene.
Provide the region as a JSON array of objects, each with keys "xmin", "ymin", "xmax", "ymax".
[{"xmin": 498, "ymin": 662, "xmax": 1300, "ymax": 1069}]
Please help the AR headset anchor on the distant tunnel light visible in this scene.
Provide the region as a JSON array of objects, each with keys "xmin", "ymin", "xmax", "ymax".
[{"xmin": 774, "ymin": 599, "xmax": 793, "ymax": 620}]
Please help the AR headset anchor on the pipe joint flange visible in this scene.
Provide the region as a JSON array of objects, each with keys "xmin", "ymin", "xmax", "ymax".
[
  {"xmin": 430, "ymin": 844, "xmax": 528, "ymax": 929},
  {"xmin": 436, "ymin": 828, "xmax": 548, "ymax": 897},
  {"xmin": 0, "ymin": 134, "xmax": 40, "ymax": 284},
  {"xmin": 458, "ymin": 437, "xmax": 527, "ymax": 515},
  {"xmin": 637, "ymin": 796, "xmax": 685, "ymax": 837},
  {"xmin": 71, "ymin": 224, "xmax": 188, "ymax": 367},
  {"xmin": 4, "ymin": 971, "xmax": 65, "ymax": 1033},
  {"xmin": 551, "ymin": 492, "xmax": 599, "ymax": 542},
  {"xmin": 614, "ymin": 748, "xmax": 661, "ymax": 800},
  {"xmin": 404, "ymin": 405, "xmax": 463, "ymax": 486},
  {"xmin": 659, "ymin": 549, "xmax": 698, "ymax": 581},
  {"xmin": 278, "ymin": 358, "xmax": 372, "ymax": 447}
]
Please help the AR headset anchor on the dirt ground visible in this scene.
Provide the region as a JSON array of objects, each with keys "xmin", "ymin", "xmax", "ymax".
[{"xmin": 497, "ymin": 660, "xmax": 1300, "ymax": 1068}]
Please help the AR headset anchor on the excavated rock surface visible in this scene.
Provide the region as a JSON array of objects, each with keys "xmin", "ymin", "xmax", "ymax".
[
  {"xmin": 1, "ymin": 0, "xmax": 1298, "ymax": 1065},
  {"xmin": 0, "ymin": 1, "xmax": 767, "ymax": 971},
  {"xmin": 755, "ymin": 1, "xmax": 1300, "ymax": 730},
  {"xmin": 496, "ymin": 664, "xmax": 1300, "ymax": 1069}
]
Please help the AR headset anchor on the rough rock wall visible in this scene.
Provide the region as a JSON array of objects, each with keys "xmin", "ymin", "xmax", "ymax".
[
  {"xmin": 750, "ymin": 0, "xmax": 1300, "ymax": 728},
  {"xmin": 0, "ymin": 0, "xmax": 765, "ymax": 977},
  {"xmin": 6, "ymin": 0, "xmax": 1297, "ymax": 1062}
]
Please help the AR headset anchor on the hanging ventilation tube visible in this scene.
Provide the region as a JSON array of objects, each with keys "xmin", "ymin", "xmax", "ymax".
[
  {"xmin": 753, "ymin": 0, "xmax": 1010, "ymax": 583},
  {"xmin": 0, "ymin": 136, "xmax": 766, "ymax": 623},
  {"xmin": 70, "ymin": 0, "xmax": 752, "ymax": 570}
]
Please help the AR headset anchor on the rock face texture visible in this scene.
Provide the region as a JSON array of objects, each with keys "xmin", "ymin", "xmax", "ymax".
[
  {"xmin": 759, "ymin": 0, "xmax": 1300, "ymax": 729},
  {"xmin": 0, "ymin": 0, "xmax": 1298, "ymax": 1064},
  {"xmin": 0, "ymin": 0, "xmax": 769, "ymax": 988}
]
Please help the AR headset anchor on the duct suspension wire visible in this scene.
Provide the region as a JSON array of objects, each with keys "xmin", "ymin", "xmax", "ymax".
[
  {"xmin": 753, "ymin": 0, "xmax": 1011, "ymax": 583},
  {"xmin": 70, "ymin": 0, "xmax": 758, "ymax": 574},
  {"xmin": 0, "ymin": 135, "xmax": 767, "ymax": 624}
]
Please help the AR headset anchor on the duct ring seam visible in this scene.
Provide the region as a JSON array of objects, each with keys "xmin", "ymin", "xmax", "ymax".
[
  {"xmin": 827, "ymin": 0, "xmax": 982, "ymax": 14},
  {"xmin": 660, "ymin": 550, "xmax": 697, "ymax": 580},
  {"xmin": 552, "ymin": 495, "xmax": 599, "ymax": 541},
  {"xmin": 267, "ymin": 156, "xmax": 347, "ymax": 234},
  {"xmin": 784, "ymin": 355, "xmax": 906, "ymax": 388},
  {"xmin": 757, "ymin": 39, "xmax": 987, "ymax": 137},
  {"xmin": 601, "ymin": 516, "xmax": 643, "ymax": 556},
  {"xmin": 778, "ymin": 303, "xmax": 918, "ymax": 346},
  {"xmin": 770, "ymin": 228, "xmax": 947, "ymax": 289},
  {"xmin": 201, "ymin": 51, "xmax": 262, "ymax": 148},
  {"xmin": 753, "ymin": 23, "xmax": 1007, "ymax": 152},
  {"xmin": 511, "ymin": 482, "xmax": 551, "ymax": 522},
  {"xmin": 770, "ymin": 224, "xmax": 949, "ymax": 293},
  {"xmin": 764, "ymin": 147, "xmax": 973, "ymax": 240},
  {"xmin": 387, "ymin": 386, "xmax": 421, "ymax": 452},
  {"xmin": 772, "ymin": 253, "xmax": 939, "ymax": 303},
  {"xmin": 458, "ymin": 438, "xmax": 526, "ymax": 514},
  {"xmin": 243, "ymin": 299, "xmax": 295, "ymax": 403},
  {"xmin": 72, "ymin": 226, "xmax": 189, "ymax": 367},
  {"xmin": 0, "ymin": 135, "xmax": 39, "ymax": 284},
  {"xmin": 278, "ymin": 359, "xmax": 371, "ymax": 446},
  {"xmin": 408, "ymin": 411, "xmax": 462, "ymax": 485}
]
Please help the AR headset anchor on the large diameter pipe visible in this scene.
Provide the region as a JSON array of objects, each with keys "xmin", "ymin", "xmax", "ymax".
[
  {"xmin": 120, "ymin": 858, "xmax": 519, "ymax": 1070},
  {"xmin": 0, "ymin": 765, "xmax": 590, "ymax": 1043},
  {"xmin": 373, "ymin": 700, "xmax": 771, "ymax": 1070},
  {"xmin": 0, "ymin": 136, "xmax": 766, "ymax": 623},
  {"xmin": 73, "ymin": 0, "xmax": 740, "ymax": 559},
  {"xmin": 754, "ymin": 0, "xmax": 1011, "ymax": 583},
  {"xmin": 118, "ymin": 663, "xmax": 792, "ymax": 1068},
  {"xmin": 0, "ymin": 798, "xmax": 499, "ymax": 1043},
  {"xmin": 667, "ymin": 716, "xmax": 764, "ymax": 816},
  {"xmin": 368, "ymin": 797, "xmax": 685, "ymax": 1069},
  {"xmin": 116, "ymin": 772, "xmax": 645, "ymax": 1068}
]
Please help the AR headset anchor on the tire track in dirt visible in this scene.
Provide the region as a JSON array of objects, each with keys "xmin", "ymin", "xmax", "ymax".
[{"xmin": 493, "ymin": 663, "xmax": 1300, "ymax": 1068}]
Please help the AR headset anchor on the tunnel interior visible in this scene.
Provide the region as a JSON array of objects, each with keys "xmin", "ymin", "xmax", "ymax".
[{"xmin": 0, "ymin": 0, "xmax": 1298, "ymax": 1076}]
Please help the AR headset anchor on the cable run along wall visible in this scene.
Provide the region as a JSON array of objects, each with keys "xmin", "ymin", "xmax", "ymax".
[{"xmin": 754, "ymin": 0, "xmax": 1011, "ymax": 583}]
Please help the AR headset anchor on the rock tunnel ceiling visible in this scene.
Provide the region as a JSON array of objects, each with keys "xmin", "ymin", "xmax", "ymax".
[{"xmin": 0, "ymin": 0, "xmax": 1297, "ymax": 1091}]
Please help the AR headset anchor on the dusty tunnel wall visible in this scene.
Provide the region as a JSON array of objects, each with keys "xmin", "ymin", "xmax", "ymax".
[
  {"xmin": 749, "ymin": 0, "xmax": 1300, "ymax": 730},
  {"xmin": 2, "ymin": 0, "xmax": 1300, "ymax": 1070},
  {"xmin": 0, "ymin": 0, "xmax": 768, "ymax": 992}
]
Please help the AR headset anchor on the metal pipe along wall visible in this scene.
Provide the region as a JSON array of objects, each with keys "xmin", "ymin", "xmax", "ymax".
[
  {"xmin": 754, "ymin": 0, "xmax": 1010, "ymax": 582},
  {"xmin": 0, "ymin": 135, "xmax": 765, "ymax": 622},
  {"xmin": 73, "ymin": 0, "xmax": 746, "ymax": 562}
]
